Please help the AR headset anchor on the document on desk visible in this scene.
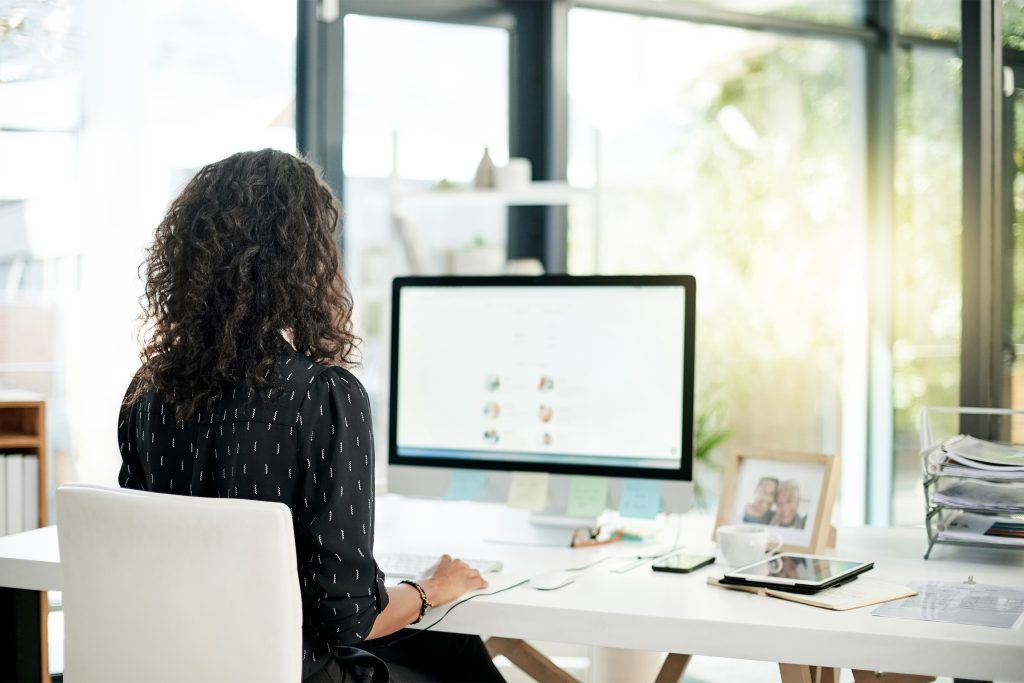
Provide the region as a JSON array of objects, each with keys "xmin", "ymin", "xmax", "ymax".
[{"xmin": 872, "ymin": 581, "xmax": 1024, "ymax": 629}]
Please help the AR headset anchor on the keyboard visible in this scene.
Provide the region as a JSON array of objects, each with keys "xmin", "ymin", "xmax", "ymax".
[{"xmin": 377, "ymin": 552, "xmax": 503, "ymax": 579}]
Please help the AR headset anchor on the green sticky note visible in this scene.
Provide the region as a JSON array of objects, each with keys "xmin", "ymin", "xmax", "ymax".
[
  {"xmin": 444, "ymin": 470, "xmax": 488, "ymax": 501},
  {"xmin": 507, "ymin": 472, "xmax": 549, "ymax": 512},
  {"xmin": 619, "ymin": 479, "xmax": 661, "ymax": 519},
  {"xmin": 567, "ymin": 476, "xmax": 609, "ymax": 517}
]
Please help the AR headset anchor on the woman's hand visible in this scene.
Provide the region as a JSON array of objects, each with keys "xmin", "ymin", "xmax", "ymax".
[{"xmin": 420, "ymin": 554, "xmax": 488, "ymax": 606}]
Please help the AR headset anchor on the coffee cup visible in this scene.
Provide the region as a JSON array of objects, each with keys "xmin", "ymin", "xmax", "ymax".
[
  {"xmin": 494, "ymin": 157, "xmax": 532, "ymax": 191},
  {"xmin": 716, "ymin": 525, "xmax": 783, "ymax": 568}
]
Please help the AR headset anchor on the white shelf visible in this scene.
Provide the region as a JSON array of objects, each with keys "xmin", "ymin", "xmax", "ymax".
[{"xmin": 393, "ymin": 181, "xmax": 591, "ymax": 210}]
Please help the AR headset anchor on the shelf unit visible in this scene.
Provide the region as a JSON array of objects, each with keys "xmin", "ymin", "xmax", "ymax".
[
  {"xmin": 387, "ymin": 136, "xmax": 601, "ymax": 275},
  {"xmin": 390, "ymin": 180, "xmax": 598, "ymax": 275},
  {"xmin": 0, "ymin": 390, "xmax": 49, "ymax": 683},
  {"xmin": 919, "ymin": 406, "xmax": 1024, "ymax": 560},
  {"xmin": 395, "ymin": 181, "xmax": 591, "ymax": 209}
]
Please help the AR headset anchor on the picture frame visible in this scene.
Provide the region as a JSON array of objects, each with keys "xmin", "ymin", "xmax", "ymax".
[{"xmin": 713, "ymin": 448, "xmax": 840, "ymax": 554}]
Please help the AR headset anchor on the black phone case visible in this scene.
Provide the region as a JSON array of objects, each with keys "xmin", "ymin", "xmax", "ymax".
[{"xmin": 651, "ymin": 555, "xmax": 715, "ymax": 573}]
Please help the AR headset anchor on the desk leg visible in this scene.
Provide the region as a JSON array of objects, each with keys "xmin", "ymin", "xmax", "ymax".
[
  {"xmin": 485, "ymin": 637, "xmax": 579, "ymax": 683},
  {"xmin": 851, "ymin": 671, "xmax": 937, "ymax": 683},
  {"xmin": 779, "ymin": 664, "xmax": 843, "ymax": 683},
  {"xmin": 818, "ymin": 667, "xmax": 840, "ymax": 683},
  {"xmin": 653, "ymin": 653, "xmax": 691, "ymax": 683},
  {"xmin": 779, "ymin": 664, "xmax": 817, "ymax": 683},
  {"xmin": 0, "ymin": 587, "xmax": 47, "ymax": 683}
]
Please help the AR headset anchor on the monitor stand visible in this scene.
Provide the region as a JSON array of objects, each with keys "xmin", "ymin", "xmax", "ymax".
[{"xmin": 484, "ymin": 512, "xmax": 600, "ymax": 547}]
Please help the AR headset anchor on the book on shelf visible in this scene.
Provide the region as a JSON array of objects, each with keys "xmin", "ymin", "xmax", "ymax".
[
  {"xmin": 0, "ymin": 453, "xmax": 40, "ymax": 535},
  {"xmin": 707, "ymin": 575, "xmax": 917, "ymax": 611},
  {"xmin": 936, "ymin": 511, "xmax": 1024, "ymax": 547},
  {"xmin": 23, "ymin": 454, "xmax": 39, "ymax": 531},
  {"xmin": 0, "ymin": 458, "xmax": 5, "ymax": 535},
  {"xmin": 5, "ymin": 453, "xmax": 23, "ymax": 534}
]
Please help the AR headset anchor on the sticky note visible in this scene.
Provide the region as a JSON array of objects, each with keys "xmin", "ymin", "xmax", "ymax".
[
  {"xmin": 619, "ymin": 479, "xmax": 661, "ymax": 519},
  {"xmin": 507, "ymin": 472, "xmax": 549, "ymax": 512},
  {"xmin": 568, "ymin": 476, "xmax": 609, "ymax": 517},
  {"xmin": 444, "ymin": 470, "xmax": 488, "ymax": 501}
]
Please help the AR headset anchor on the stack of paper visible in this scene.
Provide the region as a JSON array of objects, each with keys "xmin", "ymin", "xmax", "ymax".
[
  {"xmin": 936, "ymin": 511, "xmax": 1024, "ymax": 547},
  {"xmin": 933, "ymin": 480, "xmax": 1024, "ymax": 513},
  {"xmin": 925, "ymin": 435, "xmax": 1024, "ymax": 481},
  {"xmin": 873, "ymin": 581, "xmax": 1024, "ymax": 629}
]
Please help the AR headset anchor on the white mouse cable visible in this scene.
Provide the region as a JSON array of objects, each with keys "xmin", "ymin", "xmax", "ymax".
[{"xmin": 381, "ymin": 578, "xmax": 531, "ymax": 647}]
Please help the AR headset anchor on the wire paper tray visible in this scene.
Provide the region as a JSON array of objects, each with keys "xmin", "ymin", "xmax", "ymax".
[{"xmin": 918, "ymin": 407, "xmax": 1024, "ymax": 559}]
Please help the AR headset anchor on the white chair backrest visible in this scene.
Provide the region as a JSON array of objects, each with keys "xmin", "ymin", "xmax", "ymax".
[{"xmin": 57, "ymin": 483, "xmax": 302, "ymax": 683}]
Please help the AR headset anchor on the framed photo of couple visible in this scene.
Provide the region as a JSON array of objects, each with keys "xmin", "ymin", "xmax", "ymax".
[{"xmin": 714, "ymin": 448, "xmax": 840, "ymax": 554}]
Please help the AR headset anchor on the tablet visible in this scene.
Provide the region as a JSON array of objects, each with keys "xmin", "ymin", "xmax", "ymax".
[{"xmin": 720, "ymin": 553, "xmax": 873, "ymax": 593}]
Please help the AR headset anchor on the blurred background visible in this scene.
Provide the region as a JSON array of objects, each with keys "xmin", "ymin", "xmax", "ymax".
[
  {"xmin": 1, "ymin": 0, "xmax": 1022, "ymax": 563},
  {"xmin": 5, "ymin": 1, "xmax": 1024, "ymax": 680}
]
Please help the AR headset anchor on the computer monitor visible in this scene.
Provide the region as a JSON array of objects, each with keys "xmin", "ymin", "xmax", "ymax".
[{"xmin": 387, "ymin": 275, "xmax": 696, "ymax": 516}]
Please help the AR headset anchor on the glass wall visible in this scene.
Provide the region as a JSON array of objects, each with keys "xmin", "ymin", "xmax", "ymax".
[
  {"xmin": 564, "ymin": 3, "xmax": 976, "ymax": 524},
  {"xmin": 1010, "ymin": 69, "xmax": 1024, "ymax": 441},
  {"xmin": 341, "ymin": 15, "xmax": 510, "ymax": 465},
  {"xmin": 685, "ymin": 0, "xmax": 862, "ymax": 24},
  {"xmin": 1005, "ymin": 3, "xmax": 1024, "ymax": 441},
  {"xmin": 896, "ymin": 0, "xmax": 960, "ymax": 40},
  {"xmin": 890, "ymin": 48, "xmax": 963, "ymax": 524},
  {"xmin": 566, "ymin": 8, "xmax": 866, "ymax": 516}
]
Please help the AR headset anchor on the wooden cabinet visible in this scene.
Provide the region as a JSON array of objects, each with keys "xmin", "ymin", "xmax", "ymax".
[
  {"xmin": 0, "ymin": 391, "xmax": 47, "ymax": 527},
  {"xmin": 0, "ymin": 391, "xmax": 49, "ymax": 682}
]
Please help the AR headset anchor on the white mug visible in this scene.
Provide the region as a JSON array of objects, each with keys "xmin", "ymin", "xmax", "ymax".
[
  {"xmin": 494, "ymin": 157, "xmax": 532, "ymax": 191},
  {"xmin": 716, "ymin": 525, "xmax": 783, "ymax": 568}
]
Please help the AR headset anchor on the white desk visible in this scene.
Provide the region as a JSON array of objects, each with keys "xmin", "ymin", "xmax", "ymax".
[
  {"xmin": 3, "ymin": 496, "xmax": 1023, "ymax": 682},
  {"xmin": 0, "ymin": 524, "xmax": 60, "ymax": 591}
]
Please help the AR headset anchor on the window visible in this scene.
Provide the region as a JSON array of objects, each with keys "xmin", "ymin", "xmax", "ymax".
[
  {"xmin": 890, "ymin": 47, "xmax": 963, "ymax": 524},
  {"xmin": 685, "ymin": 0, "xmax": 862, "ymax": 24},
  {"xmin": 339, "ymin": 12, "xmax": 511, "ymax": 465},
  {"xmin": 896, "ymin": 0, "xmax": 960, "ymax": 40},
  {"xmin": 566, "ymin": 7, "xmax": 866, "ymax": 517},
  {"xmin": 302, "ymin": 1, "xmax": 1021, "ymax": 525}
]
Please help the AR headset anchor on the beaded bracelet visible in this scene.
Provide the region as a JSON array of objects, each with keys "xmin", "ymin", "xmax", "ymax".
[{"xmin": 399, "ymin": 579, "xmax": 433, "ymax": 624}]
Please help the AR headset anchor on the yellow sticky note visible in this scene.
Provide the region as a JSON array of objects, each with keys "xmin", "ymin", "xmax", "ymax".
[
  {"xmin": 568, "ymin": 476, "xmax": 609, "ymax": 518},
  {"xmin": 507, "ymin": 472, "xmax": 549, "ymax": 512}
]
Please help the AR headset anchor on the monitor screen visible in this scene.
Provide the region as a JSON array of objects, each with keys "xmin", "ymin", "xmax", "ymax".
[{"xmin": 388, "ymin": 275, "xmax": 695, "ymax": 480}]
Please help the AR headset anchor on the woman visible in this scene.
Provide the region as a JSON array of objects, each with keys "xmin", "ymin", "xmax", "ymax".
[
  {"xmin": 117, "ymin": 149, "xmax": 504, "ymax": 683},
  {"xmin": 770, "ymin": 480, "xmax": 806, "ymax": 530},
  {"xmin": 742, "ymin": 476, "xmax": 778, "ymax": 525}
]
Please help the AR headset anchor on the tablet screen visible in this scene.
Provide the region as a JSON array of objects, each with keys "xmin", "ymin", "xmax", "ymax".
[{"xmin": 729, "ymin": 554, "xmax": 867, "ymax": 584}]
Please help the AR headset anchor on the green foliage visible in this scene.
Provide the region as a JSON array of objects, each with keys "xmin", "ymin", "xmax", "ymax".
[
  {"xmin": 1004, "ymin": 0, "xmax": 1024, "ymax": 51},
  {"xmin": 692, "ymin": 394, "xmax": 731, "ymax": 510}
]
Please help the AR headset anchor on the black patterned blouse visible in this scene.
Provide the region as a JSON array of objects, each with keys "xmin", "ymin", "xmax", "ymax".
[{"xmin": 117, "ymin": 351, "xmax": 388, "ymax": 679}]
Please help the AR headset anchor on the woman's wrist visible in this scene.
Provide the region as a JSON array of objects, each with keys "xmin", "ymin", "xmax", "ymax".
[
  {"xmin": 418, "ymin": 577, "xmax": 442, "ymax": 606},
  {"xmin": 399, "ymin": 579, "xmax": 433, "ymax": 624}
]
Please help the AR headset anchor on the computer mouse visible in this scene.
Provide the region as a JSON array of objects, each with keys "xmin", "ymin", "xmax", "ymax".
[{"xmin": 529, "ymin": 571, "xmax": 578, "ymax": 591}]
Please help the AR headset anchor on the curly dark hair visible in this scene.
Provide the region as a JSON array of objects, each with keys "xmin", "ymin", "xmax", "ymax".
[{"xmin": 127, "ymin": 148, "xmax": 357, "ymax": 421}]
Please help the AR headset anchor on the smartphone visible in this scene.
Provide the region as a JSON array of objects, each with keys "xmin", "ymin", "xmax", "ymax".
[{"xmin": 651, "ymin": 552, "xmax": 715, "ymax": 574}]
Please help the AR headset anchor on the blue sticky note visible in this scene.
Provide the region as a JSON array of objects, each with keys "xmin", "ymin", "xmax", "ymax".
[
  {"xmin": 619, "ymin": 479, "xmax": 661, "ymax": 519},
  {"xmin": 444, "ymin": 470, "xmax": 488, "ymax": 501}
]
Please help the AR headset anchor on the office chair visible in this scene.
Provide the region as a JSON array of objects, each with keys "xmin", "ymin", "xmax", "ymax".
[{"xmin": 56, "ymin": 483, "xmax": 302, "ymax": 683}]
